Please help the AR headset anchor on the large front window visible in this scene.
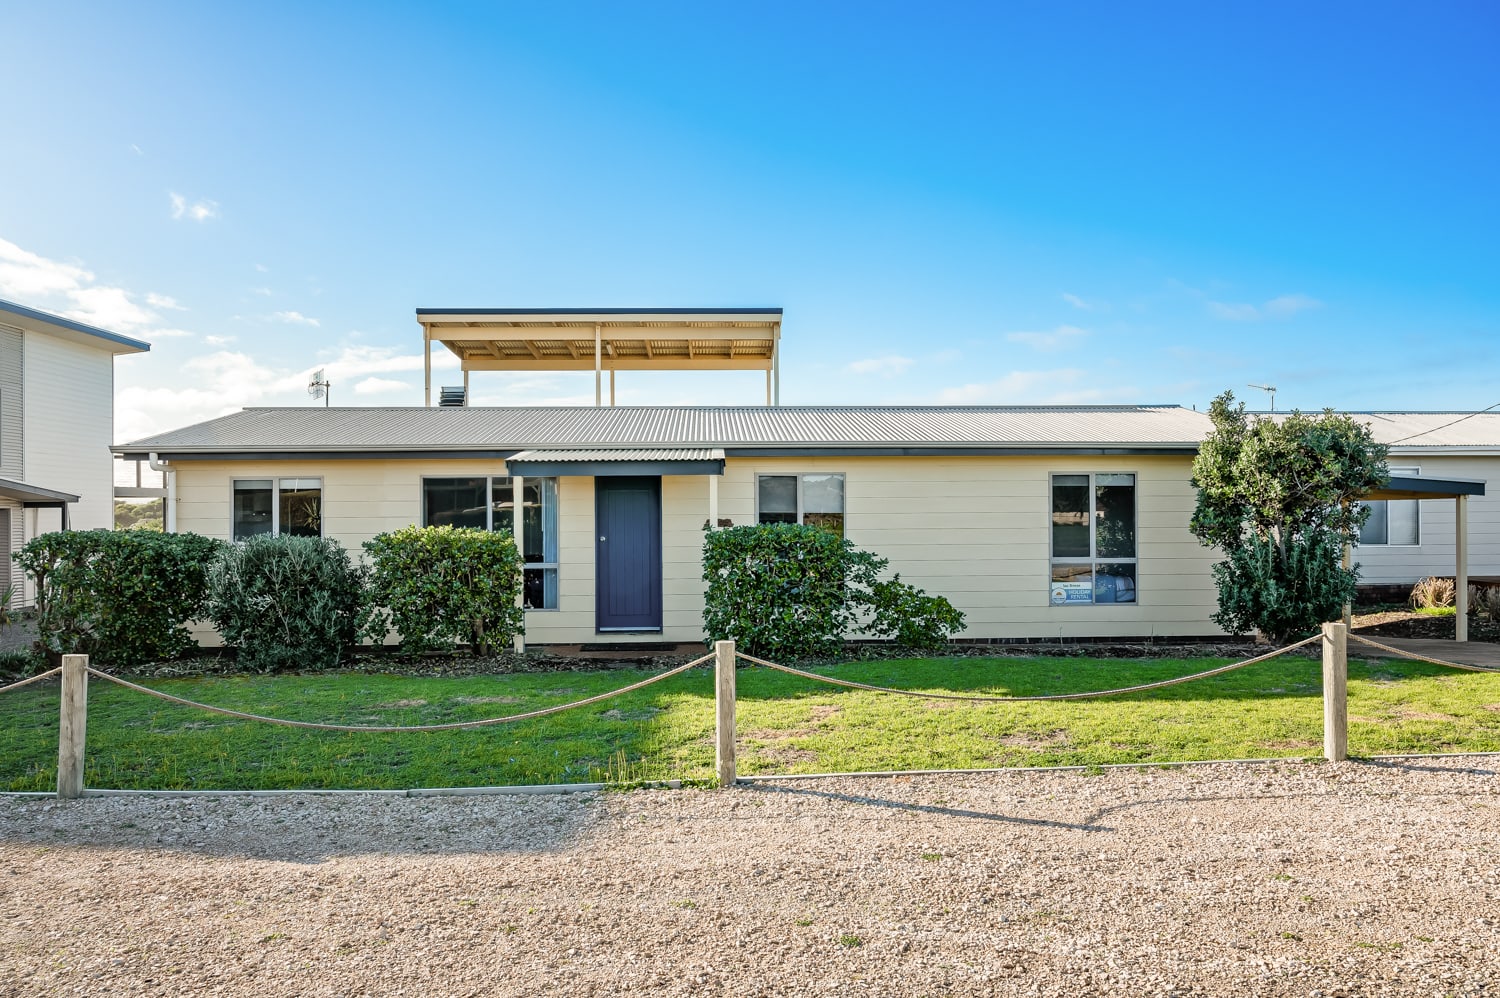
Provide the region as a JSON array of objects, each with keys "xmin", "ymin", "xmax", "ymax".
[
  {"xmin": 1050, "ymin": 473, "xmax": 1136, "ymax": 605},
  {"xmin": 421, "ymin": 476, "xmax": 558, "ymax": 609},
  {"xmin": 1359, "ymin": 467, "xmax": 1420, "ymax": 546},
  {"xmin": 757, "ymin": 473, "xmax": 845, "ymax": 536},
  {"xmin": 233, "ymin": 478, "xmax": 322, "ymax": 540}
]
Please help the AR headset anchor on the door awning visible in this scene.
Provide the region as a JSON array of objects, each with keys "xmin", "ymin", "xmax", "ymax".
[{"xmin": 504, "ymin": 449, "xmax": 726, "ymax": 477}]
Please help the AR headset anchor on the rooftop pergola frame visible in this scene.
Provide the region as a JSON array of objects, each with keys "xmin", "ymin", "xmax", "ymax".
[{"xmin": 415, "ymin": 308, "xmax": 784, "ymax": 407}]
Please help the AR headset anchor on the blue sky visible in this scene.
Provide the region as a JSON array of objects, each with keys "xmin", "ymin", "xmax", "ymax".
[{"xmin": 1, "ymin": 1, "xmax": 1496, "ymax": 441}]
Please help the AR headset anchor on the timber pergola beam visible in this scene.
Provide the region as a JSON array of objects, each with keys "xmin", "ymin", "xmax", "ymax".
[{"xmin": 417, "ymin": 307, "xmax": 782, "ymax": 408}]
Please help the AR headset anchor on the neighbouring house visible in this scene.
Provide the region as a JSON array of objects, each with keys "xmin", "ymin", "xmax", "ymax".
[
  {"xmin": 0, "ymin": 298, "xmax": 150, "ymax": 603},
  {"xmin": 1345, "ymin": 412, "xmax": 1500, "ymax": 597}
]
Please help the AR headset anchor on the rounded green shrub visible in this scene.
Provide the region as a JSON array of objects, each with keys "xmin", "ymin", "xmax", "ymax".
[
  {"xmin": 363, "ymin": 524, "xmax": 525, "ymax": 655},
  {"xmin": 701, "ymin": 524, "xmax": 965, "ymax": 659},
  {"xmin": 16, "ymin": 529, "xmax": 223, "ymax": 667},
  {"xmin": 205, "ymin": 534, "xmax": 373, "ymax": 673}
]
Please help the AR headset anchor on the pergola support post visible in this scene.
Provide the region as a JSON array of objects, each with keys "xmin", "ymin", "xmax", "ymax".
[
  {"xmin": 424, "ymin": 325, "xmax": 432, "ymax": 407},
  {"xmin": 594, "ymin": 324, "xmax": 602, "ymax": 407},
  {"xmin": 513, "ymin": 475, "xmax": 526, "ymax": 655}
]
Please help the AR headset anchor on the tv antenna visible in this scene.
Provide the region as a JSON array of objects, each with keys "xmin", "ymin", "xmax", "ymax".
[
  {"xmin": 1248, "ymin": 383, "xmax": 1277, "ymax": 411},
  {"xmin": 308, "ymin": 368, "xmax": 331, "ymax": 407}
]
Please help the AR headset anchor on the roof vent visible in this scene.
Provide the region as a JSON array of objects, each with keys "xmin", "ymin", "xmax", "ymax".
[{"xmin": 438, "ymin": 386, "xmax": 467, "ymax": 408}]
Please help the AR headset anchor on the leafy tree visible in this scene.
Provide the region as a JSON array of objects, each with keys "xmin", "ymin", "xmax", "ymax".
[{"xmin": 1190, "ymin": 391, "xmax": 1388, "ymax": 641}]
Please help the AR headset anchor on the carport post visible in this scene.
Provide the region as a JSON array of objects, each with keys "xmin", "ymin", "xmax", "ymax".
[
  {"xmin": 715, "ymin": 640, "xmax": 736, "ymax": 787},
  {"xmin": 1456, "ymin": 495, "xmax": 1469, "ymax": 643},
  {"xmin": 57, "ymin": 654, "xmax": 89, "ymax": 799},
  {"xmin": 1321, "ymin": 623, "xmax": 1348, "ymax": 763}
]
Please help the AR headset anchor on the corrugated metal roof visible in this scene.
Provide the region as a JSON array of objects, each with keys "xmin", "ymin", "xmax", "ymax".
[
  {"xmin": 1351, "ymin": 412, "xmax": 1500, "ymax": 450},
  {"xmin": 114, "ymin": 405, "xmax": 1212, "ymax": 456},
  {"xmin": 508, "ymin": 448, "xmax": 725, "ymax": 462}
]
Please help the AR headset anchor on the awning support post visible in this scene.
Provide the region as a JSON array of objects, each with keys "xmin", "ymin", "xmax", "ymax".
[
  {"xmin": 610, "ymin": 369, "xmax": 616, "ymax": 407},
  {"xmin": 424, "ymin": 325, "xmax": 432, "ymax": 408},
  {"xmin": 594, "ymin": 324, "xmax": 602, "ymax": 407}
]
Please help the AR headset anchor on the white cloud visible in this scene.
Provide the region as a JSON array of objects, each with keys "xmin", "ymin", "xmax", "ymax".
[
  {"xmin": 254, "ymin": 263, "xmax": 269, "ymax": 273},
  {"xmin": 130, "ymin": 143, "xmax": 143, "ymax": 156},
  {"xmin": 354, "ymin": 376, "xmax": 411, "ymax": 395},
  {"xmin": 147, "ymin": 328, "xmax": 196, "ymax": 338},
  {"xmin": 1005, "ymin": 324, "xmax": 1088, "ymax": 352},
  {"xmin": 169, "ymin": 192, "xmax": 219, "ymax": 222},
  {"xmin": 937, "ymin": 368, "xmax": 1092, "ymax": 404},
  {"xmin": 846, "ymin": 355, "xmax": 914, "ymax": 377},
  {"xmin": 204, "ymin": 334, "xmax": 236, "ymax": 346},
  {"xmin": 1061, "ymin": 293, "xmax": 1092, "ymax": 310},
  {"xmin": 146, "ymin": 292, "xmax": 185, "ymax": 310},
  {"xmin": 1208, "ymin": 294, "xmax": 1322, "ymax": 321},
  {"xmin": 251, "ymin": 286, "xmax": 273, "ymax": 296},
  {"xmin": 65, "ymin": 286, "xmax": 157, "ymax": 330},
  {"xmin": 271, "ymin": 310, "xmax": 319, "ymax": 327},
  {"xmin": 0, "ymin": 237, "xmax": 94, "ymax": 297}
]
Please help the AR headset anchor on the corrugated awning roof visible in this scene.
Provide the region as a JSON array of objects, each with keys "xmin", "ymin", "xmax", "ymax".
[
  {"xmin": 113, "ymin": 405, "xmax": 1214, "ymax": 459},
  {"xmin": 1364, "ymin": 475, "xmax": 1486, "ymax": 500},
  {"xmin": 506, "ymin": 448, "xmax": 726, "ymax": 477}
]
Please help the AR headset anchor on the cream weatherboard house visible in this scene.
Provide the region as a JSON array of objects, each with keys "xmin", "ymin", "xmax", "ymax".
[
  {"xmin": 1, "ymin": 299, "xmax": 149, "ymax": 602},
  {"xmin": 114, "ymin": 402, "xmax": 1227, "ymax": 646}
]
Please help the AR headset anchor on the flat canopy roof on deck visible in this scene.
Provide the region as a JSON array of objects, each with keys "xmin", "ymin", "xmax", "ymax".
[{"xmin": 415, "ymin": 308, "xmax": 785, "ymax": 407}]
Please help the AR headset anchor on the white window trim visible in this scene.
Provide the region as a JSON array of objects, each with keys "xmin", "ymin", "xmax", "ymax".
[
  {"xmin": 1049, "ymin": 471, "xmax": 1139, "ymax": 607},
  {"xmin": 1360, "ymin": 466, "xmax": 1422, "ymax": 548},
  {"xmin": 419, "ymin": 475, "xmax": 560, "ymax": 611},
  {"xmin": 754, "ymin": 472, "xmax": 847, "ymax": 531},
  {"xmin": 231, "ymin": 477, "xmax": 324, "ymax": 539}
]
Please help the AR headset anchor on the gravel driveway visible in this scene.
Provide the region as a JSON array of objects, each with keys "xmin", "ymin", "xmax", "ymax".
[{"xmin": 2, "ymin": 759, "xmax": 1497, "ymax": 996}]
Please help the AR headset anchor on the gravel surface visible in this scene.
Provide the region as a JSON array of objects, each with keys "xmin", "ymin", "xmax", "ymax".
[{"xmin": 3, "ymin": 760, "xmax": 1498, "ymax": 996}]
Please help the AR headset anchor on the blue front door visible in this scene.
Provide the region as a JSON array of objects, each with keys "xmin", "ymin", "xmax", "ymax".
[{"xmin": 595, "ymin": 477, "xmax": 662, "ymax": 631}]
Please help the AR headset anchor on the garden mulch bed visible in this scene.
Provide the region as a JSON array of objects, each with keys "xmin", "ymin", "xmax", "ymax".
[{"xmin": 1352, "ymin": 608, "xmax": 1500, "ymax": 644}]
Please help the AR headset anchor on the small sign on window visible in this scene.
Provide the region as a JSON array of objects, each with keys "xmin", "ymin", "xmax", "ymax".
[{"xmin": 1049, "ymin": 581, "xmax": 1093, "ymax": 605}]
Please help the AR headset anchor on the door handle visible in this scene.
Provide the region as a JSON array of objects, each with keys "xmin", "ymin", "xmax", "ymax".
[{"xmin": 599, "ymin": 536, "xmax": 607, "ymax": 542}]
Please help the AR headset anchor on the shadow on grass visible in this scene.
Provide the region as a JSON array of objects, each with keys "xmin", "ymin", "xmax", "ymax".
[{"xmin": 741, "ymin": 781, "xmax": 1111, "ymax": 832}]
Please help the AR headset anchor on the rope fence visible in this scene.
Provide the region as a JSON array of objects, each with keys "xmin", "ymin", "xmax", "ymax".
[
  {"xmin": 85, "ymin": 651, "xmax": 715, "ymax": 733},
  {"xmin": 11, "ymin": 621, "xmax": 1498, "ymax": 798},
  {"xmin": 734, "ymin": 634, "xmax": 1322, "ymax": 702},
  {"xmin": 0, "ymin": 667, "xmax": 62, "ymax": 697}
]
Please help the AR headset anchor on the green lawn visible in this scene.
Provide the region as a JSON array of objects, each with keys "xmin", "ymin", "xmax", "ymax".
[{"xmin": 2, "ymin": 654, "xmax": 1498, "ymax": 791}]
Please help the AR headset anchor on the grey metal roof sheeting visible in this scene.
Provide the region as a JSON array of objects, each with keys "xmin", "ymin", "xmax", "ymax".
[
  {"xmin": 0, "ymin": 298, "xmax": 151, "ymax": 354},
  {"xmin": 114, "ymin": 405, "xmax": 1213, "ymax": 456},
  {"xmin": 1352, "ymin": 412, "xmax": 1500, "ymax": 450},
  {"xmin": 0, "ymin": 477, "xmax": 81, "ymax": 504}
]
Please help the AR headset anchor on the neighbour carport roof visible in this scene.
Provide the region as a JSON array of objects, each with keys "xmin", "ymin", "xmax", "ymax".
[
  {"xmin": 1363, "ymin": 474, "xmax": 1486, "ymax": 501},
  {"xmin": 0, "ymin": 477, "xmax": 80, "ymax": 505},
  {"xmin": 112, "ymin": 405, "xmax": 1213, "ymax": 460}
]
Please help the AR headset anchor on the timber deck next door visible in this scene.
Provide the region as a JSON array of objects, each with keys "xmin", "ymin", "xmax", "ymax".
[{"xmin": 595, "ymin": 476, "xmax": 663, "ymax": 631}]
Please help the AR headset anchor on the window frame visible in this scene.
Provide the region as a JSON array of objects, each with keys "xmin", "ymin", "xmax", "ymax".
[
  {"xmin": 419, "ymin": 475, "xmax": 560, "ymax": 611},
  {"xmin": 754, "ymin": 472, "xmax": 847, "ymax": 534},
  {"xmin": 1358, "ymin": 466, "xmax": 1422, "ymax": 547},
  {"xmin": 1048, "ymin": 471, "xmax": 1139, "ymax": 607},
  {"xmin": 231, "ymin": 477, "xmax": 324, "ymax": 541}
]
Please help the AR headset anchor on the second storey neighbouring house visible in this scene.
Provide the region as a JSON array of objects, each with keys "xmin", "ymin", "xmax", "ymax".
[
  {"xmin": 113, "ymin": 403, "xmax": 1229, "ymax": 645},
  {"xmin": 0, "ymin": 299, "xmax": 149, "ymax": 601}
]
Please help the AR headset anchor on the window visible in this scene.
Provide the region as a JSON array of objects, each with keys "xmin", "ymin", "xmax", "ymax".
[
  {"xmin": 233, "ymin": 478, "xmax": 322, "ymax": 541},
  {"xmin": 757, "ymin": 473, "xmax": 845, "ymax": 536},
  {"xmin": 1359, "ymin": 467, "xmax": 1420, "ymax": 546},
  {"xmin": 421, "ymin": 476, "xmax": 559, "ymax": 609},
  {"xmin": 1050, "ymin": 473, "xmax": 1136, "ymax": 605}
]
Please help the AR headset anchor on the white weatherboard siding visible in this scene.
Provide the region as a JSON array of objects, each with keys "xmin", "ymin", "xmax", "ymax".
[
  {"xmin": 22, "ymin": 331, "xmax": 114, "ymax": 532},
  {"xmin": 0, "ymin": 325, "xmax": 23, "ymax": 481},
  {"xmin": 171, "ymin": 452, "xmax": 1224, "ymax": 644},
  {"xmin": 1354, "ymin": 455, "xmax": 1500, "ymax": 586}
]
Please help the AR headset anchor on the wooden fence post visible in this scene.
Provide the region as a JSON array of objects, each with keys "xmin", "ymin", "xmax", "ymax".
[
  {"xmin": 715, "ymin": 640, "xmax": 736, "ymax": 787},
  {"xmin": 57, "ymin": 654, "xmax": 89, "ymax": 799},
  {"xmin": 1321, "ymin": 622, "xmax": 1348, "ymax": 763}
]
